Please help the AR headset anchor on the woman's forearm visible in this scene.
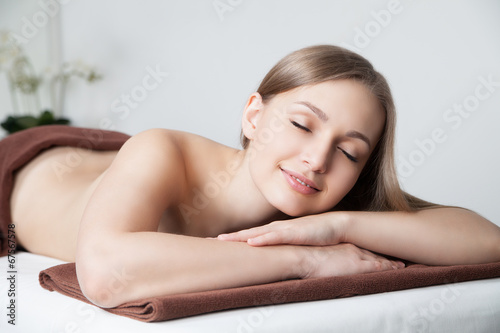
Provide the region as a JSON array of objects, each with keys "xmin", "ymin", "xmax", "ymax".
[
  {"xmin": 342, "ymin": 207, "xmax": 500, "ymax": 265},
  {"xmin": 77, "ymin": 228, "xmax": 404, "ymax": 308},
  {"xmin": 77, "ymin": 231, "xmax": 302, "ymax": 308}
]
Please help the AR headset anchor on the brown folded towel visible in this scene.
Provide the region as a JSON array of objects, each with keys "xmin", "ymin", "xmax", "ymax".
[{"xmin": 39, "ymin": 261, "xmax": 500, "ymax": 322}]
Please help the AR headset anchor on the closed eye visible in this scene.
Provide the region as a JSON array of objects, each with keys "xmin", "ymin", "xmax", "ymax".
[
  {"xmin": 338, "ymin": 147, "xmax": 358, "ymax": 163},
  {"xmin": 290, "ymin": 120, "xmax": 311, "ymax": 133}
]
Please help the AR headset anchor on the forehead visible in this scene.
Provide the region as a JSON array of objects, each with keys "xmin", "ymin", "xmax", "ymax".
[{"xmin": 269, "ymin": 80, "xmax": 385, "ymax": 144}]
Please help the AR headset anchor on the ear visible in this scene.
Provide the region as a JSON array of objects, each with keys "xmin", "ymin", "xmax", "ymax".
[{"xmin": 241, "ymin": 92, "xmax": 264, "ymax": 141}]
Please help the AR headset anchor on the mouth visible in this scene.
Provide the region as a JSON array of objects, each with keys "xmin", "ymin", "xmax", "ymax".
[{"xmin": 280, "ymin": 167, "xmax": 320, "ymax": 195}]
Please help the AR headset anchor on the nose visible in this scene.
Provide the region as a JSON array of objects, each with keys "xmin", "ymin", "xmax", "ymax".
[{"xmin": 301, "ymin": 140, "xmax": 332, "ymax": 173}]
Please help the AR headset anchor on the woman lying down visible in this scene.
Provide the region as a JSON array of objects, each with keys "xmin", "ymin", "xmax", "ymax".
[{"xmin": 3, "ymin": 45, "xmax": 500, "ymax": 308}]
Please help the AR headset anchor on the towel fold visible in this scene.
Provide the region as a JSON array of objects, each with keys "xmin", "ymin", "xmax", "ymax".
[{"xmin": 39, "ymin": 261, "xmax": 500, "ymax": 322}]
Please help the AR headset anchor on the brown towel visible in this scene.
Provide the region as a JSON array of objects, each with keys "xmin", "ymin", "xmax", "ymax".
[{"xmin": 39, "ymin": 261, "xmax": 500, "ymax": 322}]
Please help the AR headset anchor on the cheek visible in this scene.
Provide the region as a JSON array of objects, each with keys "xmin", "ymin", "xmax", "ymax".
[
  {"xmin": 246, "ymin": 142, "xmax": 277, "ymax": 186},
  {"xmin": 246, "ymin": 131, "xmax": 293, "ymax": 190},
  {"xmin": 252, "ymin": 127, "xmax": 295, "ymax": 160},
  {"xmin": 324, "ymin": 167, "xmax": 361, "ymax": 202}
]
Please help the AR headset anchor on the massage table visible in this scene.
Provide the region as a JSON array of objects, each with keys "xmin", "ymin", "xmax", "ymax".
[{"xmin": 1, "ymin": 251, "xmax": 500, "ymax": 332}]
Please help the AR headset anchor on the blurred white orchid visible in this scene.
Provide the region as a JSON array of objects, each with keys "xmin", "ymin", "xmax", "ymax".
[
  {"xmin": 0, "ymin": 31, "xmax": 22, "ymax": 71},
  {"xmin": 0, "ymin": 30, "xmax": 101, "ymax": 134}
]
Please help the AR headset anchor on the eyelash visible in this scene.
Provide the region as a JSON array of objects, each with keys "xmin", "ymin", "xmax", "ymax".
[
  {"xmin": 290, "ymin": 120, "xmax": 358, "ymax": 163},
  {"xmin": 290, "ymin": 120, "xmax": 311, "ymax": 133},
  {"xmin": 338, "ymin": 148, "xmax": 358, "ymax": 163}
]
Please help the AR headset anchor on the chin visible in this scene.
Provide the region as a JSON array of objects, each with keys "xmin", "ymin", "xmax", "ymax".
[
  {"xmin": 262, "ymin": 183, "xmax": 332, "ymax": 217},
  {"xmin": 275, "ymin": 202, "xmax": 319, "ymax": 217},
  {"xmin": 277, "ymin": 198, "xmax": 340, "ymax": 217}
]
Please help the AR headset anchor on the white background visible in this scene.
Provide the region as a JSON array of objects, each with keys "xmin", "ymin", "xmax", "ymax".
[{"xmin": 1, "ymin": 0, "xmax": 499, "ymax": 225}]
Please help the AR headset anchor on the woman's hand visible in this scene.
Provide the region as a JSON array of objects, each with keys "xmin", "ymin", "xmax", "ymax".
[
  {"xmin": 297, "ymin": 243, "xmax": 405, "ymax": 278},
  {"xmin": 217, "ymin": 212, "xmax": 349, "ymax": 246}
]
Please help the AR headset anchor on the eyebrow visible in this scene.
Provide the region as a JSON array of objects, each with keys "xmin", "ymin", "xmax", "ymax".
[
  {"xmin": 294, "ymin": 101, "xmax": 329, "ymax": 122},
  {"xmin": 345, "ymin": 130, "xmax": 372, "ymax": 150},
  {"xmin": 294, "ymin": 101, "xmax": 372, "ymax": 149}
]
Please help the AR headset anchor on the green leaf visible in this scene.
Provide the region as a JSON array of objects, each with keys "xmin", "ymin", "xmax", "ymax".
[
  {"xmin": 38, "ymin": 110, "xmax": 55, "ymax": 125},
  {"xmin": 14, "ymin": 115, "xmax": 39, "ymax": 128},
  {"xmin": 1, "ymin": 111, "xmax": 71, "ymax": 134}
]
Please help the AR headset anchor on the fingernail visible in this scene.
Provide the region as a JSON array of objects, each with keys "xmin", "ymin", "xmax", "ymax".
[{"xmin": 248, "ymin": 237, "xmax": 260, "ymax": 245}]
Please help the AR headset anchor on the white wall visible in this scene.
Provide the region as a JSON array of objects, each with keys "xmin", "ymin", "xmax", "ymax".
[
  {"xmin": 2, "ymin": 0, "xmax": 500, "ymax": 224},
  {"xmin": 0, "ymin": 1, "xmax": 59, "ymax": 117}
]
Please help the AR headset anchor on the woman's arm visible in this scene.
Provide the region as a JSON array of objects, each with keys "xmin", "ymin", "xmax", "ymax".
[
  {"xmin": 343, "ymin": 208, "xmax": 500, "ymax": 265},
  {"xmin": 219, "ymin": 208, "xmax": 500, "ymax": 265},
  {"xmin": 76, "ymin": 129, "xmax": 400, "ymax": 308},
  {"xmin": 80, "ymin": 231, "xmax": 403, "ymax": 308}
]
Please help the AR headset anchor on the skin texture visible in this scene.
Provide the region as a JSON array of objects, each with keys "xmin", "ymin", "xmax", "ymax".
[{"xmin": 11, "ymin": 80, "xmax": 500, "ymax": 308}]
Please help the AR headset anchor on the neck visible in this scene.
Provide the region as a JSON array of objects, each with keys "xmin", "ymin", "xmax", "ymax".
[{"xmin": 217, "ymin": 149, "xmax": 286, "ymax": 233}]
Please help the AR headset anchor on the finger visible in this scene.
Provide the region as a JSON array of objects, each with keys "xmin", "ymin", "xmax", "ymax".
[
  {"xmin": 391, "ymin": 260, "xmax": 406, "ymax": 269},
  {"xmin": 357, "ymin": 247, "xmax": 382, "ymax": 260},
  {"xmin": 377, "ymin": 258, "xmax": 405, "ymax": 271},
  {"xmin": 360, "ymin": 249, "xmax": 405, "ymax": 270},
  {"xmin": 217, "ymin": 229, "xmax": 261, "ymax": 241},
  {"xmin": 386, "ymin": 259, "xmax": 405, "ymax": 270},
  {"xmin": 359, "ymin": 249, "xmax": 405, "ymax": 270},
  {"xmin": 247, "ymin": 231, "xmax": 284, "ymax": 246},
  {"xmin": 357, "ymin": 248, "xmax": 403, "ymax": 268},
  {"xmin": 362, "ymin": 259, "xmax": 393, "ymax": 273},
  {"xmin": 217, "ymin": 232, "xmax": 247, "ymax": 242},
  {"xmin": 247, "ymin": 229, "xmax": 301, "ymax": 246},
  {"xmin": 217, "ymin": 225, "xmax": 271, "ymax": 242}
]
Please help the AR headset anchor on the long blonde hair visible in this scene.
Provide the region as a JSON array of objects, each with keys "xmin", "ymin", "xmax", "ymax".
[{"xmin": 241, "ymin": 45, "xmax": 435, "ymax": 212}]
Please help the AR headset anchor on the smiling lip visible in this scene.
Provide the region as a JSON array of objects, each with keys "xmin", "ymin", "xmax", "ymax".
[{"xmin": 280, "ymin": 168, "xmax": 320, "ymax": 195}]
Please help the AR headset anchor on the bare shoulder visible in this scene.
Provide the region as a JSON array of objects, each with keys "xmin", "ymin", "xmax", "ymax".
[
  {"xmin": 125, "ymin": 128, "xmax": 182, "ymax": 151},
  {"xmin": 161, "ymin": 129, "xmax": 241, "ymax": 184},
  {"xmin": 123, "ymin": 128, "xmax": 228, "ymax": 162},
  {"xmin": 111, "ymin": 128, "xmax": 233, "ymax": 203},
  {"xmin": 126, "ymin": 127, "xmax": 223, "ymax": 150},
  {"xmin": 101, "ymin": 128, "xmax": 190, "ymax": 207},
  {"xmin": 77, "ymin": 128, "xmax": 197, "ymax": 238}
]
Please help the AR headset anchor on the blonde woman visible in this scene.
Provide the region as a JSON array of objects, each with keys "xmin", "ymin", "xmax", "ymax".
[{"xmin": 4, "ymin": 45, "xmax": 500, "ymax": 308}]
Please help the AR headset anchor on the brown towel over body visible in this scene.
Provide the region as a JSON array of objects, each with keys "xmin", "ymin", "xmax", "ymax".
[
  {"xmin": 39, "ymin": 261, "xmax": 500, "ymax": 322},
  {"xmin": 0, "ymin": 125, "xmax": 130, "ymax": 257}
]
